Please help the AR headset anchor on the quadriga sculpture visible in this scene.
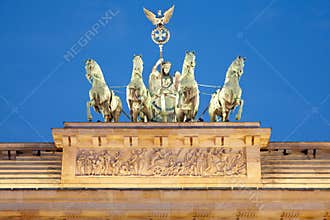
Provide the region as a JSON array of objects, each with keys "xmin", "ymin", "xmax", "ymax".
[
  {"xmin": 175, "ymin": 51, "xmax": 200, "ymax": 122},
  {"xmin": 208, "ymin": 56, "xmax": 245, "ymax": 122},
  {"xmin": 85, "ymin": 59, "xmax": 122, "ymax": 122},
  {"xmin": 126, "ymin": 55, "xmax": 153, "ymax": 122}
]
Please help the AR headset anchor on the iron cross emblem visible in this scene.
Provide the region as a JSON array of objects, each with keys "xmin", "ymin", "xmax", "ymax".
[{"xmin": 151, "ymin": 26, "xmax": 170, "ymax": 45}]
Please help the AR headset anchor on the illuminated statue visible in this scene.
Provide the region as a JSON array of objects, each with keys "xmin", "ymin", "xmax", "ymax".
[
  {"xmin": 126, "ymin": 55, "xmax": 153, "ymax": 122},
  {"xmin": 85, "ymin": 59, "xmax": 122, "ymax": 122},
  {"xmin": 149, "ymin": 58, "xmax": 179, "ymax": 122},
  {"xmin": 208, "ymin": 56, "xmax": 245, "ymax": 122},
  {"xmin": 175, "ymin": 51, "xmax": 199, "ymax": 122}
]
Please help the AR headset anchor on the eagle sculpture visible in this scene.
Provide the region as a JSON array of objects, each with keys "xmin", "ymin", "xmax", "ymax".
[{"xmin": 143, "ymin": 5, "xmax": 175, "ymax": 26}]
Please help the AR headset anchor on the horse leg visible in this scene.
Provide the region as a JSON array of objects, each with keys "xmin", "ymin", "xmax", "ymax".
[
  {"xmin": 140, "ymin": 112, "xmax": 145, "ymax": 122},
  {"xmin": 113, "ymin": 109, "xmax": 119, "ymax": 122},
  {"xmin": 111, "ymin": 104, "xmax": 119, "ymax": 123},
  {"xmin": 146, "ymin": 107, "xmax": 153, "ymax": 122},
  {"xmin": 102, "ymin": 101, "xmax": 112, "ymax": 122},
  {"xmin": 131, "ymin": 101, "xmax": 140, "ymax": 122},
  {"xmin": 104, "ymin": 111, "xmax": 112, "ymax": 122},
  {"xmin": 117, "ymin": 102, "xmax": 123, "ymax": 122},
  {"xmin": 132, "ymin": 110, "xmax": 138, "ymax": 122},
  {"xmin": 160, "ymin": 94, "xmax": 167, "ymax": 122},
  {"xmin": 176, "ymin": 109, "xmax": 184, "ymax": 122},
  {"xmin": 180, "ymin": 111, "xmax": 185, "ymax": 122},
  {"xmin": 138, "ymin": 111, "xmax": 144, "ymax": 122},
  {"xmin": 208, "ymin": 101, "xmax": 218, "ymax": 122},
  {"xmin": 114, "ymin": 113, "xmax": 119, "ymax": 122},
  {"xmin": 210, "ymin": 113, "xmax": 216, "ymax": 122},
  {"xmin": 225, "ymin": 110, "xmax": 230, "ymax": 122},
  {"xmin": 104, "ymin": 115, "xmax": 111, "ymax": 122},
  {"xmin": 185, "ymin": 110, "xmax": 193, "ymax": 122},
  {"xmin": 209, "ymin": 107, "xmax": 217, "ymax": 122},
  {"xmin": 186, "ymin": 111, "xmax": 193, "ymax": 122},
  {"xmin": 175, "ymin": 109, "xmax": 180, "ymax": 122},
  {"xmin": 86, "ymin": 100, "xmax": 93, "ymax": 122},
  {"xmin": 141, "ymin": 106, "xmax": 150, "ymax": 122},
  {"xmin": 129, "ymin": 109, "xmax": 134, "ymax": 121},
  {"xmin": 236, "ymin": 99, "xmax": 244, "ymax": 120},
  {"xmin": 219, "ymin": 99, "xmax": 227, "ymax": 122},
  {"xmin": 190, "ymin": 92, "xmax": 198, "ymax": 121}
]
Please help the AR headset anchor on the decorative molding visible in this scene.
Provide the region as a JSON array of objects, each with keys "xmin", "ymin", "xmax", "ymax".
[
  {"xmin": 75, "ymin": 147, "xmax": 246, "ymax": 177},
  {"xmin": 236, "ymin": 210, "xmax": 257, "ymax": 219},
  {"xmin": 280, "ymin": 211, "xmax": 299, "ymax": 220}
]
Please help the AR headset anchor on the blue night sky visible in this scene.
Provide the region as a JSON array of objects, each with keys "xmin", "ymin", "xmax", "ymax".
[{"xmin": 0, "ymin": 1, "xmax": 329, "ymax": 142}]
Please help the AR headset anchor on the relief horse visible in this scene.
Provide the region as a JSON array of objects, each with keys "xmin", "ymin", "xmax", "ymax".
[
  {"xmin": 126, "ymin": 55, "xmax": 153, "ymax": 122},
  {"xmin": 85, "ymin": 59, "xmax": 122, "ymax": 122},
  {"xmin": 175, "ymin": 51, "xmax": 200, "ymax": 122},
  {"xmin": 208, "ymin": 56, "xmax": 245, "ymax": 122}
]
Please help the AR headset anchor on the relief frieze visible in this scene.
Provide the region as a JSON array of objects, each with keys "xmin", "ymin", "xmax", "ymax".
[{"xmin": 76, "ymin": 147, "xmax": 246, "ymax": 177}]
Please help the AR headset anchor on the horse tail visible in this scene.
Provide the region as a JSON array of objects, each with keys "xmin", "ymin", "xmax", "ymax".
[{"xmin": 107, "ymin": 90, "xmax": 112, "ymax": 111}]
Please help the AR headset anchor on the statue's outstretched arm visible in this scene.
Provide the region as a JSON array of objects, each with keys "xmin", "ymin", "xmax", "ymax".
[{"xmin": 152, "ymin": 58, "xmax": 163, "ymax": 73}]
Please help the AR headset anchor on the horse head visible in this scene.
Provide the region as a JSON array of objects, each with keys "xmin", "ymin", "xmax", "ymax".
[
  {"xmin": 132, "ymin": 54, "xmax": 143, "ymax": 78},
  {"xmin": 183, "ymin": 51, "xmax": 196, "ymax": 73},
  {"xmin": 85, "ymin": 59, "xmax": 105, "ymax": 84},
  {"xmin": 128, "ymin": 55, "xmax": 145, "ymax": 100},
  {"xmin": 228, "ymin": 56, "xmax": 246, "ymax": 79},
  {"xmin": 180, "ymin": 51, "xmax": 197, "ymax": 88}
]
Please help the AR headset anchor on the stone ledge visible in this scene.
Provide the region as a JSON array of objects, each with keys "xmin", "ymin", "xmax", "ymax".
[{"xmin": 63, "ymin": 121, "xmax": 261, "ymax": 129}]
